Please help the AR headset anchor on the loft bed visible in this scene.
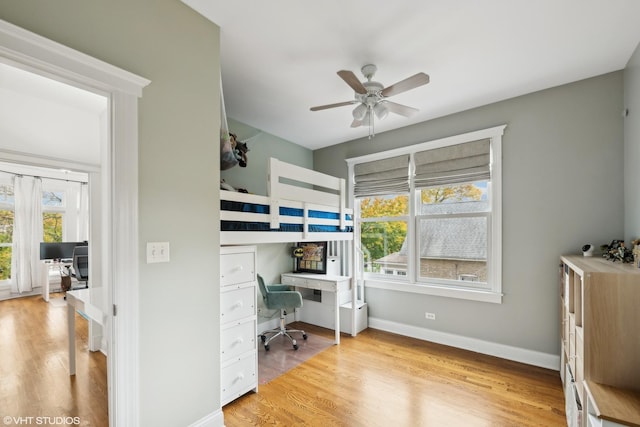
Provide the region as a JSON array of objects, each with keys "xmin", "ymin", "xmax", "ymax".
[{"xmin": 220, "ymin": 158, "xmax": 354, "ymax": 245}]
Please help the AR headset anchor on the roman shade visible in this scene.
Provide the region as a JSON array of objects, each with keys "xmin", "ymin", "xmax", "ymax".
[
  {"xmin": 353, "ymin": 154, "xmax": 409, "ymax": 197},
  {"xmin": 414, "ymin": 139, "xmax": 490, "ymax": 188}
]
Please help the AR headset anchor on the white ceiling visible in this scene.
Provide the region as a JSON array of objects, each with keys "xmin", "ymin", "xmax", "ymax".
[
  {"xmin": 0, "ymin": 61, "xmax": 107, "ymax": 167},
  {"xmin": 184, "ymin": 0, "xmax": 640, "ymax": 150}
]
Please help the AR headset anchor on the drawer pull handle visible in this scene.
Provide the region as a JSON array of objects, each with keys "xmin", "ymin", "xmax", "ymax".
[
  {"xmin": 233, "ymin": 337, "xmax": 244, "ymax": 345},
  {"xmin": 233, "ymin": 372, "xmax": 245, "ymax": 383},
  {"xmin": 232, "ymin": 300, "xmax": 244, "ymax": 309},
  {"xmin": 232, "ymin": 265, "xmax": 244, "ymax": 272}
]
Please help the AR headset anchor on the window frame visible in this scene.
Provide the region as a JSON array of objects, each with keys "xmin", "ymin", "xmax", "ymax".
[
  {"xmin": 41, "ymin": 185, "xmax": 67, "ymax": 243},
  {"xmin": 347, "ymin": 125, "xmax": 505, "ymax": 304},
  {"xmin": 0, "ymin": 178, "xmax": 14, "ymax": 283},
  {"xmin": 0, "ymin": 176, "xmax": 82, "ymax": 282},
  {"xmin": 359, "ymin": 214, "xmax": 409, "ymax": 276},
  {"xmin": 415, "ymin": 209, "xmax": 491, "ymax": 289}
]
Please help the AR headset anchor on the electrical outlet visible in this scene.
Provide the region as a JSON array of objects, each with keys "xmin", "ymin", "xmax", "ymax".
[{"xmin": 425, "ymin": 312, "xmax": 436, "ymax": 320}]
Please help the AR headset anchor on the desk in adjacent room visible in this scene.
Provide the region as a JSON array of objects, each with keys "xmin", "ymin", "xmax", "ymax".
[
  {"xmin": 41, "ymin": 260, "xmax": 71, "ymax": 302},
  {"xmin": 66, "ymin": 288, "xmax": 105, "ymax": 375},
  {"xmin": 280, "ymin": 273, "xmax": 351, "ymax": 344}
]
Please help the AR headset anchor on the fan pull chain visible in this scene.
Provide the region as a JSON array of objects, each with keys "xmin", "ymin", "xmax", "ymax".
[{"xmin": 368, "ymin": 106, "xmax": 374, "ymax": 139}]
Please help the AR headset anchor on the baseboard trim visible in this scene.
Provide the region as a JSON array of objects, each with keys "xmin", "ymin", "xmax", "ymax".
[
  {"xmin": 0, "ymin": 286, "xmax": 59, "ymax": 302},
  {"xmin": 187, "ymin": 408, "xmax": 224, "ymax": 427},
  {"xmin": 368, "ymin": 317, "xmax": 560, "ymax": 371}
]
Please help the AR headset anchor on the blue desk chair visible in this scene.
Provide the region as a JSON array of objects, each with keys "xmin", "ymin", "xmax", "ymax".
[{"xmin": 257, "ymin": 274, "xmax": 307, "ymax": 351}]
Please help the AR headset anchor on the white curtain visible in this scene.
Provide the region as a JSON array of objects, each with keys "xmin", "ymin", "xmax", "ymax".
[
  {"xmin": 78, "ymin": 182, "xmax": 89, "ymax": 241},
  {"xmin": 11, "ymin": 175, "xmax": 43, "ymax": 293}
]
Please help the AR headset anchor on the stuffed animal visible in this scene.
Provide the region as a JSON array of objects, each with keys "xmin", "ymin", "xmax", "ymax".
[
  {"xmin": 229, "ymin": 133, "xmax": 249, "ymax": 167},
  {"xmin": 600, "ymin": 239, "xmax": 634, "ymax": 263}
]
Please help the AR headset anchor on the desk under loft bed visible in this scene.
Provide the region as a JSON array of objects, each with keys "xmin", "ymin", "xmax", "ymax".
[
  {"xmin": 219, "ymin": 157, "xmax": 365, "ymax": 336},
  {"xmin": 219, "ymin": 158, "xmax": 365, "ymax": 405}
]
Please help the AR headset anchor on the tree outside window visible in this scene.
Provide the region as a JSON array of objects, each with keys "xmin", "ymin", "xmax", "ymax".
[
  {"xmin": 359, "ymin": 195, "xmax": 408, "ymax": 273},
  {"xmin": 359, "ymin": 182, "xmax": 487, "ymax": 280},
  {"xmin": 0, "ymin": 187, "xmax": 65, "ymax": 280},
  {"xmin": 43, "ymin": 212, "xmax": 63, "ymax": 242},
  {"xmin": 0, "ymin": 210, "xmax": 14, "ymax": 280},
  {"xmin": 42, "ymin": 190, "xmax": 64, "ymax": 243},
  {"xmin": 0, "ymin": 184, "xmax": 14, "ymax": 280}
]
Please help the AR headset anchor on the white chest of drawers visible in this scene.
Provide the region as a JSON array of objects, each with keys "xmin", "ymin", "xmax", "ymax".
[{"xmin": 220, "ymin": 245, "xmax": 258, "ymax": 406}]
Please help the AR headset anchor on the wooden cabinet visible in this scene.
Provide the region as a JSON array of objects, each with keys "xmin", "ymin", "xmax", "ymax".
[
  {"xmin": 220, "ymin": 245, "xmax": 258, "ymax": 406},
  {"xmin": 560, "ymin": 255, "xmax": 640, "ymax": 427}
]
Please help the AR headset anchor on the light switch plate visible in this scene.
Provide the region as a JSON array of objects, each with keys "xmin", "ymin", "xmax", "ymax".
[{"xmin": 147, "ymin": 242, "xmax": 170, "ymax": 263}]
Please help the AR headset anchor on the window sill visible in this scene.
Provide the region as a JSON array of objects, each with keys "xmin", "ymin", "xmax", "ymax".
[{"xmin": 364, "ymin": 278, "xmax": 503, "ymax": 304}]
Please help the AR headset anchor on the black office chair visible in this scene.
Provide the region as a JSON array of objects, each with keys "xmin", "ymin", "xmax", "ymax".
[
  {"xmin": 71, "ymin": 245, "xmax": 89, "ymax": 289},
  {"xmin": 257, "ymin": 274, "xmax": 307, "ymax": 351}
]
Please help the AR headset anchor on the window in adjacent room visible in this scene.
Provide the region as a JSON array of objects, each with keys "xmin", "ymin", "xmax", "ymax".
[
  {"xmin": 0, "ymin": 180, "xmax": 71, "ymax": 282},
  {"xmin": 0, "ymin": 183, "xmax": 14, "ymax": 281},
  {"xmin": 42, "ymin": 190, "xmax": 65, "ymax": 243},
  {"xmin": 347, "ymin": 125, "xmax": 504, "ymax": 303}
]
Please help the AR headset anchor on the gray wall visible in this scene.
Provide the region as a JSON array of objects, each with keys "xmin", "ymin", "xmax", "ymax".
[
  {"xmin": 314, "ymin": 72, "xmax": 625, "ymax": 356},
  {"xmin": 254, "ymin": 242, "xmax": 297, "ymax": 323},
  {"xmin": 221, "ymin": 117, "xmax": 313, "ymax": 196},
  {"xmin": 0, "ymin": 2, "xmax": 222, "ymax": 426},
  {"xmin": 625, "ymin": 42, "xmax": 640, "ymax": 241}
]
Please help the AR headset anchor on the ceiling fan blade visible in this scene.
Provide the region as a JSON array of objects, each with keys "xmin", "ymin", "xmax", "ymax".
[
  {"xmin": 384, "ymin": 101, "xmax": 419, "ymax": 117},
  {"xmin": 337, "ymin": 70, "xmax": 367, "ymax": 94},
  {"xmin": 350, "ymin": 119, "xmax": 363, "ymax": 128},
  {"xmin": 310, "ymin": 101, "xmax": 356, "ymax": 111},
  {"xmin": 381, "ymin": 72, "xmax": 430, "ymax": 97}
]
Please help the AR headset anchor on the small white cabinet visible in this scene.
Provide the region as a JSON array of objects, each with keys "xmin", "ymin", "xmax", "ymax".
[{"xmin": 220, "ymin": 245, "xmax": 258, "ymax": 406}]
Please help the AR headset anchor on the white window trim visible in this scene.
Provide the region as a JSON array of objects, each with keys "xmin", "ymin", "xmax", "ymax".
[
  {"xmin": 415, "ymin": 210, "xmax": 491, "ymax": 291},
  {"xmin": 346, "ymin": 125, "xmax": 506, "ymax": 304}
]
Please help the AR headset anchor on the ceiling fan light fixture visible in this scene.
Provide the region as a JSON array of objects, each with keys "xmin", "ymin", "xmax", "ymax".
[
  {"xmin": 309, "ymin": 64, "xmax": 430, "ymax": 140},
  {"xmin": 352, "ymin": 103, "xmax": 367, "ymax": 121},
  {"xmin": 373, "ymin": 103, "xmax": 388, "ymax": 121},
  {"xmin": 362, "ymin": 110, "xmax": 372, "ymax": 126}
]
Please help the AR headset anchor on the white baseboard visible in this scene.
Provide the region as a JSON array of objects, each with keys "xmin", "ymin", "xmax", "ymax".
[
  {"xmin": 0, "ymin": 287, "xmax": 51, "ymax": 301},
  {"xmin": 368, "ymin": 317, "xmax": 560, "ymax": 371},
  {"xmin": 187, "ymin": 408, "xmax": 224, "ymax": 427}
]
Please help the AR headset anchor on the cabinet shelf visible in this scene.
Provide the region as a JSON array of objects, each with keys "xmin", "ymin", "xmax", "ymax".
[{"xmin": 560, "ymin": 255, "xmax": 640, "ymax": 427}]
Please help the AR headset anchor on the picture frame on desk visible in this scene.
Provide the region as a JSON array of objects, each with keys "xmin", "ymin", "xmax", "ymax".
[{"xmin": 295, "ymin": 241, "xmax": 327, "ymax": 274}]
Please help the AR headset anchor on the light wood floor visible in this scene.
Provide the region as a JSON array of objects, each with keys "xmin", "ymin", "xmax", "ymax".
[
  {"xmin": 0, "ymin": 293, "xmax": 108, "ymax": 426},
  {"xmin": 224, "ymin": 322, "xmax": 566, "ymax": 427},
  {"xmin": 1, "ymin": 296, "xmax": 565, "ymax": 427}
]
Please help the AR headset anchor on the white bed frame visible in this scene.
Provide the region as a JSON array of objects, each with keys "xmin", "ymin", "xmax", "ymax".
[{"xmin": 220, "ymin": 157, "xmax": 354, "ymax": 245}]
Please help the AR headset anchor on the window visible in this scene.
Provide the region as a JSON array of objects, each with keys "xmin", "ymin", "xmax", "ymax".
[
  {"xmin": 0, "ymin": 184, "xmax": 14, "ymax": 281},
  {"xmin": 416, "ymin": 182, "xmax": 489, "ymax": 289},
  {"xmin": 0, "ymin": 180, "xmax": 70, "ymax": 281},
  {"xmin": 348, "ymin": 126, "xmax": 504, "ymax": 303},
  {"xmin": 42, "ymin": 190, "xmax": 65, "ymax": 243},
  {"xmin": 359, "ymin": 194, "xmax": 408, "ymax": 275}
]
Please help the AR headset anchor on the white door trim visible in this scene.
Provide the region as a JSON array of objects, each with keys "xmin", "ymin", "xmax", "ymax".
[{"xmin": 0, "ymin": 18, "xmax": 149, "ymax": 427}]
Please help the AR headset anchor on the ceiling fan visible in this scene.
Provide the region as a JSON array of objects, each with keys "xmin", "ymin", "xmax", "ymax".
[{"xmin": 310, "ymin": 64, "xmax": 430, "ymax": 136}]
